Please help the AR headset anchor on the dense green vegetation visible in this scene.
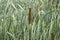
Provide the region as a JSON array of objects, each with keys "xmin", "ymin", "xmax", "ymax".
[{"xmin": 0, "ymin": 0, "xmax": 60, "ymax": 40}]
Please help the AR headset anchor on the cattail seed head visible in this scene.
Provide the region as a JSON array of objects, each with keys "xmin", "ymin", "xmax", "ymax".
[
  {"xmin": 28, "ymin": 8, "xmax": 31, "ymax": 24},
  {"xmin": 51, "ymin": 32, "xmax": 54, "ymax": 40}
]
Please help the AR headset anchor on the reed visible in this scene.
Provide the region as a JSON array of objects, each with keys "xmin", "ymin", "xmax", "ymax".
[{"xmin": 0, "ymin": 0, "xmax": 60, "ymax": 40}]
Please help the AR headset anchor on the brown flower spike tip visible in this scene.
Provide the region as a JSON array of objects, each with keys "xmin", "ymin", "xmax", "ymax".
[
  {"xmin": 51, "ymin": 32, "xmax": 54, "ymax": 40},
  {"xmin": 28, "ymin": 8, "xmax": 31, "ymax": 24}
]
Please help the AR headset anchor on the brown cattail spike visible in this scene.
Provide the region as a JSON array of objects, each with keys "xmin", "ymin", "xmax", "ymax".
[
  {"xmin": 28, "ymin": 8, "xmax": 31, "ymax": 24},
  {"xmin": 51, "ymin": 32, "xmax": 54, "ymax": 40}
]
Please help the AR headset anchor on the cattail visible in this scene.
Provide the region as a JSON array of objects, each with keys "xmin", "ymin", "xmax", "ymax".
[
  {"xmin": 51, "ymin": 32, "xmax": 54, "ymax": 40},
  {"xmin": 28, "ymin": 8, "xmax": 31, "ymax": 24}
]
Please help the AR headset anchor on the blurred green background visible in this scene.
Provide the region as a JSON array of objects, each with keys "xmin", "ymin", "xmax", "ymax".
[{"xmin": 0, "ymin": 0, "xmax": 60, "ymax": 40}]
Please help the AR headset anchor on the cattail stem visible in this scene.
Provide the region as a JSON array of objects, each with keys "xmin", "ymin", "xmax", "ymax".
[
  {"xmin": 28, "ymin": 8, "xmax": 31, "ymax": 24},
  {"xmin": 51, "ymin": 32, "xmax": 54, "ymax": 40}
]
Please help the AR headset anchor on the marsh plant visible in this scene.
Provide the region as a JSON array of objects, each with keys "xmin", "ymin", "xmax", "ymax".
[{"xmin": 0, "ymin": 0, "xmax": 60, "ymax": 40}]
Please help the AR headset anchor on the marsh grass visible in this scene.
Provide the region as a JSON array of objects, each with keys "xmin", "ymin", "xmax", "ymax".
[{"xmin": 0, "ymin": 0, "xmax": 60, "ymax": 40}]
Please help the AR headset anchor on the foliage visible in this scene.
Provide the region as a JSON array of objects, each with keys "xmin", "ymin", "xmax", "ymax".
[{"xmin": 0, "ymin": 0, "xmax": 60, "ymax": 40}]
